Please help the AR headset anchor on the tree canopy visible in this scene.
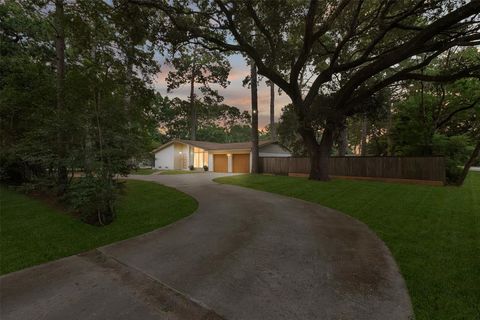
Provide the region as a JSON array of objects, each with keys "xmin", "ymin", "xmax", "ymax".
[{"xmin": 132, "ymin": 0, "xmax": 480, "ymax": 180}]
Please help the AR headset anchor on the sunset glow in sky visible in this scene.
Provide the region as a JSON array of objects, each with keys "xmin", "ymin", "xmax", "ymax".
[{"xmin": 153, "ymin": 54, "xmax": 291, "ymax": 128}]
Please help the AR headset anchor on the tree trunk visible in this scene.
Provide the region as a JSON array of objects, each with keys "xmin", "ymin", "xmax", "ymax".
[
  {"xmin": 84, "ymin": 126, "xmax": 93, "ymax": 176},
  {"xmin": 189, "ymin": 73, "xmax": 196, "ymax": 140},
  {"xmin": 124, "ymin": 44, "xmax": 134, "ymax": 125},
  {"xmin": 360, "ymin": 114, "xmax": 368, "ymax": 156},
  {"xmin": 386, "ymin": 103, "xmax": 393, "ymax": 155},
  {"xmin": 270, "ymin": 82, "xmax": 276, "ymax": 140},
  {"xmin": 55, "ymin": 0, "xmax": 68, "ymax": 193},
  {"xmin": 250, "ymin": 61, "xmax": 259, "ymax": 173},
  {"xmin": 337, "ymin": 124, "xmax": 348, "ymax": 156},
  {"xmin": 298, "ymin": 125, "xmax": 334, "ymax": 181},
  {"xmin": 456, "ymin": 140, "xmax": 480, "ymax": 186},
  {"xmin": 189, "ymin": 47, "xmax": 197, "ymax": 141}
]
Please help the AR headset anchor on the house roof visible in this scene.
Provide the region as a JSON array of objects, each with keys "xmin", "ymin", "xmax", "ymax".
[{"xmin": 153, "ymin": 139, "xmax": 275, "ymax": 153}]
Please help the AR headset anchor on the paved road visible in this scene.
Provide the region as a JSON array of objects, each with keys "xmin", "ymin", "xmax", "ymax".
[{"xmin": 0, "ymin": 173, "xmax": 413, "ymax": 320}]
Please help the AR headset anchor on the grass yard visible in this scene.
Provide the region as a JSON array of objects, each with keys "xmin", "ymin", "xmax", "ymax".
[
  {"xmin": 0, "ymin": 180, "xmax": 197, "ymax": 275},
  {"xmin": 214, "ymin": 172, "xmax": 480, "ymax": 320},
  {"xmin": 132, "ymin": 168, "xmax": 160, "ymax": 175}
]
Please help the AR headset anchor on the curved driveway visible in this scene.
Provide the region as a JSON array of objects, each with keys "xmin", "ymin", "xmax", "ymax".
[{"xmin": 0, "ymin": 173, "xmax": 413, "ymax": 320}]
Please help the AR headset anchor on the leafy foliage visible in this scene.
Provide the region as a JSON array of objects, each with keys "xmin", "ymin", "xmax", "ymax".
[
  {"xmin": 277, "ymin": 104, "xmax": 307, "ymax": 156},
  {"xmin": 155, "ymin": 95, "xmax": 251, "ymax": 143},
  {"xmin": 65, "ymin": 176, "xmax": 122, "ymax": 225},
  {"xmin": 0, "ymin": 0, "xmax": 162, "ymax": 223},
  {"xmin": 389, "ymin": 65, "xmax": 480, "ymax": 183}
]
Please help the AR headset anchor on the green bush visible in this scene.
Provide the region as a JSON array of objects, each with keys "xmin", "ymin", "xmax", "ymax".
[
  {"xmin": 65, "ymin": 176, "xmax": 123, "ymax": 225},
  {"xmin": 432, "ymin": 134, "xmax": 472, "ymax": 183}
]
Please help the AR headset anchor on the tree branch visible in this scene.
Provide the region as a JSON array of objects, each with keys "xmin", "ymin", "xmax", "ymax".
[
  {"xmin": 346, "ymin": 62, "xmax": 480, "ymax": 112},
  {"xmin": 335, "ymin": 0, "xmax": 480, "ymax": 108},
  {"xmin": 245, "ymin": 0, "xmax": 275, "ymax": 55},
  {"xmin": 289, "ymin": 0, "xmax": 319, "ymax": 97},
  {"xmin": 213, "ymin": 0, "xmax": 292, "ymax": 95},
  {"xmin": 436, "ymin": 98, "xmax": 480, "ymax": 129}
]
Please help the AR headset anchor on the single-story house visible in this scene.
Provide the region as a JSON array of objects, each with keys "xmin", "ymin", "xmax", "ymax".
[{"xmin": 153, "ymin": 139, "xmax": 291, "ymax": 173}]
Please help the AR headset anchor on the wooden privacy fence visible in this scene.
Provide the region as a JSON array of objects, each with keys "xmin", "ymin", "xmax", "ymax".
[{"xmin": 259, "ymin": 156, "xmax": 446, "ymax": 184}]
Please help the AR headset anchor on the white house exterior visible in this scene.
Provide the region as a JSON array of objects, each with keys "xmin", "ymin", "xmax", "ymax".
[{"xmin": 153, "ymin": 139, "xmax": 291, "ymax": 173}]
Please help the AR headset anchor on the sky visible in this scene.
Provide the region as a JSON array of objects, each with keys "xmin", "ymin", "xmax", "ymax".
[{"xmin": 153, "ymin": 54, "xmax": 291, "ymax": 128}]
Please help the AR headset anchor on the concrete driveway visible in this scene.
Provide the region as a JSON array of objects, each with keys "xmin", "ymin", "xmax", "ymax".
[{"xmin": 0, "ymin": 173, "xmax": 413, "ymax": 320}]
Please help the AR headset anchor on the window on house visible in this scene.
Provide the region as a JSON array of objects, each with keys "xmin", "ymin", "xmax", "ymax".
[{"xmin": 193, "ymin": 147, "xmax": 207, "ymax": 168}]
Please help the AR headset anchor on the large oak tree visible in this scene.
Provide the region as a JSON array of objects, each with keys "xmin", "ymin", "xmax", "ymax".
[{"xmin": 133, "ymin": 0, "xmax": 480, "ymax": 180}]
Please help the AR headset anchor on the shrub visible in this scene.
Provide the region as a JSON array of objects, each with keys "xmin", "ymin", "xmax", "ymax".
[
  {"xmin": 0, "ymin": 152, "xmax": 46, "ymax": 185},
  {"xmin": 65, "ymin": 176, "xmax": 122, "ymax": 225},
  {"xmin": 432, "ymin": 134, "xmax": 472, "ymax": 184},
  {"xmin": 189, "ymin": 165, "xmax": 194, "ymax": 171},
  {"xmin": 203, "ymin": 165, "xmax": 208, "ymax": 171}
]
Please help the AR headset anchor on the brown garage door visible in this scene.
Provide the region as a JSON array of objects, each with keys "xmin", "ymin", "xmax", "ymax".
[
  {"xmin": 214, "ymin": 154, "xmax": 228, "ymax": 172},
  {"xmin": 232, "ymin": 154, "xmax": 250, "ymax": 173}
]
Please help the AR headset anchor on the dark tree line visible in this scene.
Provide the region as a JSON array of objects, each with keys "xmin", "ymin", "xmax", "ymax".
[
  {"xmin": 1, "ymin": 0, "xmax": 163, "ymax": 223},
  {"xmin": 154, "ymin": 95, "xmax": 251, "ymax": 143}
]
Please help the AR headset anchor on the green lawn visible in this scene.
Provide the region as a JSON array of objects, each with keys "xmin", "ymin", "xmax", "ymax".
[
  {"xmin": 214, "ymin": 173, "xmax": 480, "ymax": 320},
  {"xmin": 132, "ymin": 168, "xmax": 159, "ymax": 175},
  {"xmin": 0, "ymin": 180, "xmax": 197, "ymax": 275}
]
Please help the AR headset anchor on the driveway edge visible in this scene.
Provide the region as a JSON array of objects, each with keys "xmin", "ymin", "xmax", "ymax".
[{"xmin": 81, "ymin": 249, "xmax": 225, "ymax": 320}]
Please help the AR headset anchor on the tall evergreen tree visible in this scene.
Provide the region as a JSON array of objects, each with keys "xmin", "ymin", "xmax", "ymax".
[
  {"xmin": 250, "ymin": 60, "xmax": 259, "ymax": 173},
  {"xmin": 54, "ymin": 0, "xmax": 68, "ymax": 193},
  {"xmin": 268, "ymin": 81, "xmax": 276, "ymax": 140},
  {"xmin": 165, "ymin": 44, "xmax": 231, "ymax": 140}
]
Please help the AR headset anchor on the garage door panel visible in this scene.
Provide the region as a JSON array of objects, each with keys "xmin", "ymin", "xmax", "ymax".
[
  {"xmin": 232, "ymin": 154, "xmax": 250, "ymax": 173},
  {"xmin": 214, "ymin": 154, "xmax": 228, "ymax": 172}
]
